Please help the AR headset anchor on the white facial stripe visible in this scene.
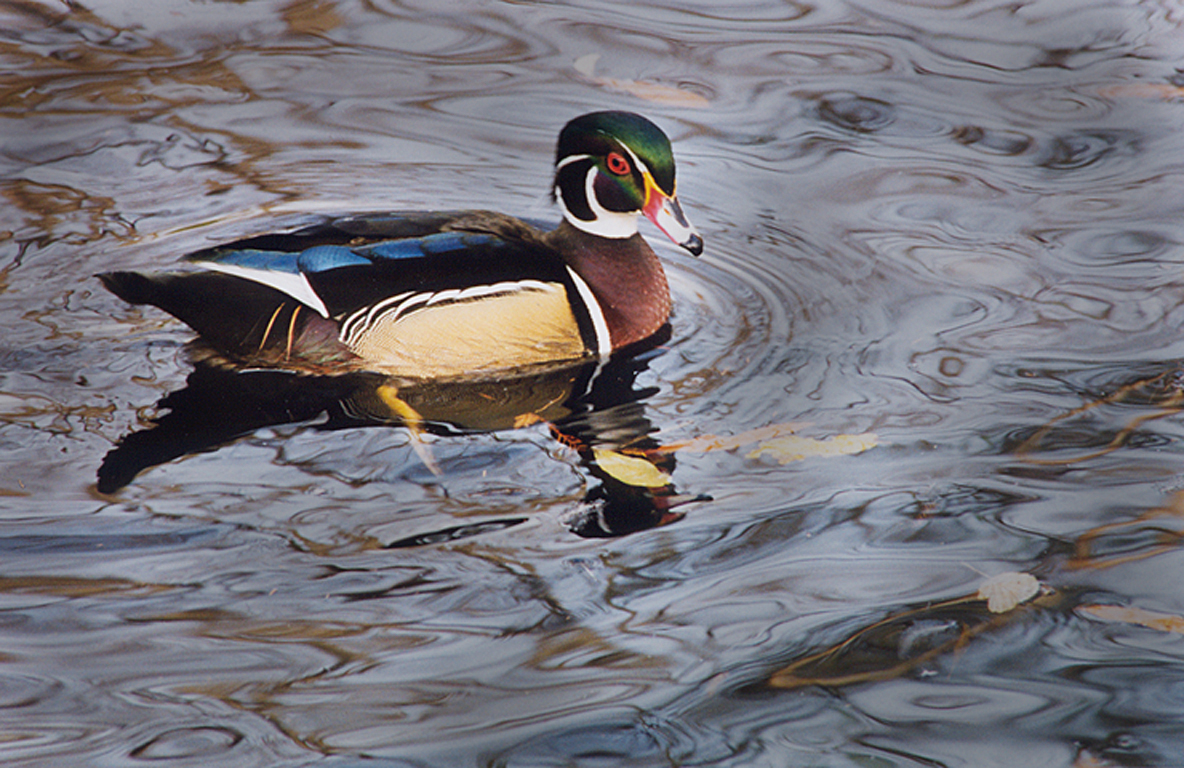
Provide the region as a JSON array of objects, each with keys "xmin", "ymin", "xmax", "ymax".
[
  {"xmin": 556, "ymin": 165, "xmax": 639, "ymax": 240},
  {"xmin": 618, "ymin": 143, "xmax": 648, "ymax": 179},
  {"xmin": 618, "ymin": 142, "xmax": 677, "ymax": 197},
  {"xmin": 555, "ymin": 153, "xmax": 592, "ymax": 170},
  {"xmin": 585, "ymin": 166, "xmax": 641, "ymax": 238}
]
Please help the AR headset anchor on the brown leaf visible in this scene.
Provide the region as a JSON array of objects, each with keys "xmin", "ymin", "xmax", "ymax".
[
  {"xmin": 1078, "ymin": 603, "xmax": 1184, "ymax": 633},
  {"xmin": 1097, "ymin": 83, "xmax": 1184, "ymax": 101}
]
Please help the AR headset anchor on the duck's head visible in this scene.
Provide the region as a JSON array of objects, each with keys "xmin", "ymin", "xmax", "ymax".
[{"xmin": 553, "ymin": 111, "xmax": 703, "ymax": 256}]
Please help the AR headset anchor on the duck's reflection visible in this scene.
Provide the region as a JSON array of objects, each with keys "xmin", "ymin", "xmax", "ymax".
[{"xmin": 98, "ymin": 344, "xmax": 707, "ymax": 538}]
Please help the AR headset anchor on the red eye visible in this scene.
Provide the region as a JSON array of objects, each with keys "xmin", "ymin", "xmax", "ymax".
[{"xmin": 605, "ymin": 152, "xmax": 631, "ymax": 176}]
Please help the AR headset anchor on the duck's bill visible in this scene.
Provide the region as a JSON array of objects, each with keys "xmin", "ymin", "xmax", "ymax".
[{"xmin": 644, "ymin": 187, "xmax": 703, "ymax": 257}]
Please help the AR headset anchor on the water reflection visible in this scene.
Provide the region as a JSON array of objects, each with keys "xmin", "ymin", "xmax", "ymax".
[
  {"xmin": 99, "ymin": 344, "xmax": 707, "ymax": 538},
  {"xmin": 9, "ymin": 0, "xmax": 1184, "ymax": 764}
]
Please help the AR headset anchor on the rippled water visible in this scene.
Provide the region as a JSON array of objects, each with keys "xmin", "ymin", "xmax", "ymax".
[{"xmin": 5, "ymin": 0, "xmax": 1184, "ymax": 765}]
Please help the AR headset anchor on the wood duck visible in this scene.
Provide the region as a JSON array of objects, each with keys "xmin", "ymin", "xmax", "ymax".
[{"xmin": 100, "ymin": 111, "xmax": 703, "ymax": 379}]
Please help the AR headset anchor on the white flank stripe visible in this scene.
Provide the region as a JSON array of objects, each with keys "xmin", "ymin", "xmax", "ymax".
[
  {"xmin": 566, "ymin": 266, "xmax": 612, "ymax": 356},
  {"xmin": 342, "ymin": 292, "xmax": 409, "ymax": 346},
  {"xmin": 202, "ymin": 261, "xmax": 330, "ymax": 318},
  {"xmin": 340, "ymin": 292, "xmax": 430, "ymax": 348},
  {"xmin": 457, "ymin": 280, "xmax": 552, "ymax": 300},
  {"xmin": 389, "ymin": 292, "xmax": 430, "ymax": 321},
  {"xmin": 340, "ymin": 312, "xmax": 364, "ymax": 346},
  {"xmin": 425, "ymin": 288, "xmax": 462, "ymax": 306},
  {"xmin": 363, "ymin": 292, "xmax": 414, "ymax": 327},
  {"xmin": 338, "ymin": 280, "xmax": 562, "ymax": 348},
  {"xmin": 366, "ymin": 292, "xmax": 414, "ymax": 327}
]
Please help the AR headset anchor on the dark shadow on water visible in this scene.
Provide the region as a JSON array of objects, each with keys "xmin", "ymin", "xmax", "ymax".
[{"xmin": 98, "ymin": 340, "xmax": 708, "ymax": 540}]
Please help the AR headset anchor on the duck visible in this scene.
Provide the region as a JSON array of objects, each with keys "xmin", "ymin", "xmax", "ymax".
[{"xmin": 99, "ymin": 111, "xmax": 703, "ymax": 379}]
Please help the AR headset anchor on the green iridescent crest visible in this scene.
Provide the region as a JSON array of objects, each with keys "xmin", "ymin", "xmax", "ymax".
[{"xmin": 555, "ymin": 111, "xmax": 676, "ymax": 195}]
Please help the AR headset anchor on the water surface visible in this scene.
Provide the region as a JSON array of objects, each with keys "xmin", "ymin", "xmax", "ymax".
[{"xmin": 4, "ymin": 0, "xmax": 1184, "ymax": 765}]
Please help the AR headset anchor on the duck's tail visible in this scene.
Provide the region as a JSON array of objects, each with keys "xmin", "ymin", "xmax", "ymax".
[{"xmin": 98, "ymin": 271, "xmax": 352, "ymax": 369}]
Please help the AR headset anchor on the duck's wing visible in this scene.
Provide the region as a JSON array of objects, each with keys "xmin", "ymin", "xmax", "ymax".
[
  {"xmin": 187, "ymin": 210, "xmax": 567, "ymax": 320},
  {"xmin": 102, "ymin": 211, "xmax": 607, "ymax": 374}
]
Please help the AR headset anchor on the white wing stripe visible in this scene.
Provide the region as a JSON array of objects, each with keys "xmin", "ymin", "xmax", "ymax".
[{"xmin": 201, "ymin": 262, "xmax": 330, "ymax": 318}]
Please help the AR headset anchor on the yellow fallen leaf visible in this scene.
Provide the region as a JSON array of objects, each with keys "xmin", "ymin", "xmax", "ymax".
[
  {"xmin": 1078, "ymin": 604, "xmax": 1184, "ymax": 633},
  {"xmin": 976, "ymin": 572, "xmax": 1041, "ymax": 613},
  {"xmin": 746, "ymin": 433, "xmax": 877, "ymax": 464},
  {"xmin": 574, "ymin": 54, "xmax": 710, "ymax": 108},
  {"xmin": 592, "ymin": 448, "xmax": 671, "ymax": 488}
]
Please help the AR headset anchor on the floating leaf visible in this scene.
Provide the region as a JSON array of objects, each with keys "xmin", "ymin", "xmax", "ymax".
[
  {"xmin": 746, "ymin": 432, "xmax": 877, "ymax": 464},
  {"xmin": 1078, "ymin": 603, "xmax": 1184, "ymax": 633},
  {"xmin": 1098, "ymin": 83, "xmax": 1184, "ymax": 101},
  {"xmin": 660, "ymin": 422, "xmax": 808, "ymax": 454},
  {"xmin": 976, "ymin": 572, "xmax": 1041, "ymax": 613},
  {"xmin": 574, "ymin": 54, "xmax": 710, "ymax": 107},
  {"xmin": 592, "ymin": 448, "xmax": 672, "ymax": 488}
]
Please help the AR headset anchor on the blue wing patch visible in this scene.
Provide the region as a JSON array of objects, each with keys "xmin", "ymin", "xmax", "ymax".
[
  {"xmin": 197, "ymin": 231, "xmax": 503, "ymax": 274},
  {"xmin": 200, "ymin": 245, "xmax": 374, "ymax": 274},
  {"xmin": 361, "ymin": 231, "xmax": 500, "ymax": 261},
  {"xmin": 297, "ymin": 245, "xmax": 372, "ymax": 273},
  {"xmin": 200, "ymin": 248, "xmax": 302, "ymax": 274},
  {"xmin": 362, "ymin": 239, "xmax": 432, "ymax": 262},
  {"xmin": 421, "ymin": 231, "xmax": 498, "ymax": 254}
]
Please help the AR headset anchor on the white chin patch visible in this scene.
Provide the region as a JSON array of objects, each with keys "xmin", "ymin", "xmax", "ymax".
[{"xmin": 555, "ymin": 167, "xmax": 640, "ymax": 240}]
